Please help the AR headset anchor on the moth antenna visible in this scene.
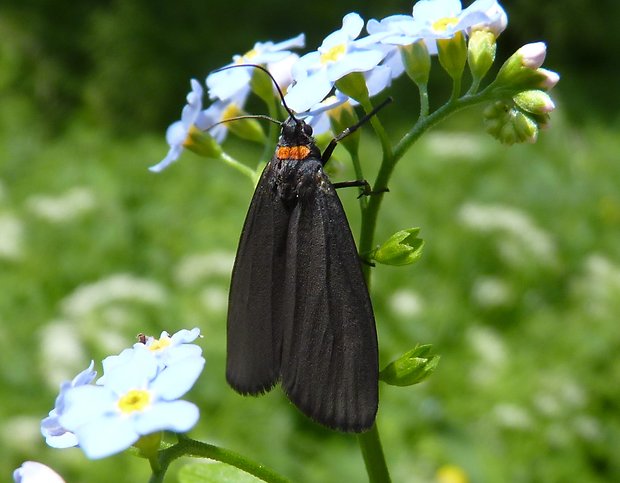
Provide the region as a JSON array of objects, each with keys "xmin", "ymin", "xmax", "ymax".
[
  {"xmin": 211, "ymin": 64, "xmax": 298, "ymax": 122},
  {"xmin": 205, "ymin": 114, "xmax": 281, "ymax": 132}
]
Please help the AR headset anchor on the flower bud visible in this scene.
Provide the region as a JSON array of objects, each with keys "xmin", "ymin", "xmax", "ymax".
[
  {"xmin": 379, "ymin": 345, "xmax": 440, "ymax": 387},
  {"xmin": 483, "ymin": 102, "xmax": 539, "ymax": 145},
  {"xmin": 467, "ymin": 30, "xmax": 497, "ymax": 82},
  {"xmin": 327, "ymin": 100, "xmax": 360, "ymax": 154},
  {"xmin": 437, "ymin": 31, "xmax": 468, "ymax": 81},
  {"xmin": 513, "ymin": 90, "xmax": 555, "ymax": 115},
  {"xmin": 400, "ymin": 40, "xmax": 431, "ymax": 86},
  {"xmin": 373, "ymin": 228, "xmax": 424, "ymax": 266},
  {"xmin": 250, "ymin": 67, "xmax": 277, "ymax": 105},
  {"xmin": 513, "ymin": 110, "xmax": 539, "ymax": 143},
  {"xmin": 335, "ymin": 72, "xmax": 370, "ymax": 106},
  {"xmin": 184, "ymin": 125, "xmax": 223, "ymax": 158},
  {"xmin": 493, "ymin": 42, "xmax": 557, "ymax": 93},
  {"xmin": 518, "ymin": 42, "xmax": 547, "ymax": 69},
  {"xmin": 221, "ymin": 104, "xmax": 265, "ymax": 144},
  {"xmin": 133, "ymin": 432, "xmax": 162, "ymax": 459},
  {"xmin": 536, "ymin": 68, "xmax": 560, "ymax": 90}
]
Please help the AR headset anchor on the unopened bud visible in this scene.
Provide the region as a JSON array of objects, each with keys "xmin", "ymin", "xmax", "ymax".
[
  {"xmin": 513, "ymin": 90, "xmax": 555, "ymax": 115},
  {"xmin": 379, "ymin": 345, "xmax": 440, "ymax": 387},
  {"xmin": 335, "ymin": 72, "xmax": 370, "ymax": 106},
  {"xmin": 513, "ymin": 110, "xmax": 539, "ymax": 143},
  {"xmin": 536, "ymin": 68, "xmax": 560, "ymax": 90},
  {"xmin": 184, "ymin": 125, "xmax": 223, "ymax": 158},
  {"xmin": 467, "ymin": 30, "xmax": 497, "ymax": 82},
  {"xmin": 328, "ymin": 101, "xmax": 360, "ymax": 154},
  {"xmin": 400, "ymin": 40, "xmax": 431, "ymax": 86},
  {"xmin": 518, "ymin": 42, "xmax": 547, "ymax": 69},
  {"xmin": 221, "ymin": 104, "xmax": 265, "ymax": 144},
  {"xmin": 493, "ymin": 42, "xmax": 556, "ymax": 93},
  {"xmin": 437, "ymin": 31, "xmax": 468, "ymax": 81},
  {"xmin": 373, "ymin": 228, "xmax": 424, "ymax": 266}
]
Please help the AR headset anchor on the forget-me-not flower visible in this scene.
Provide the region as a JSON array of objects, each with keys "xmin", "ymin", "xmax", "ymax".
[
  {"xmin": 13, "ymin": 461, "xmax": 65, "ymax": 483},
  {"xmin": 285, "ymin": 13, "xmax": 388, "ymax": 112},
  {"xmin": 367, "ymin": 0, "xmax": 507, "ymax": 54},
  {"xmin": 58, "ymin": 347, "xmax": 204, "ymax": 459},
  {"xmin": 149, "ymin": 79, "xmax": 211, "ymax": 173},
  {"xmin": 207, "ymin": 34, "xmax": 305, "ymax": 102},
  {"xmin": 40, "ymin": 361, "xmax": 97, "ymax": 449}
]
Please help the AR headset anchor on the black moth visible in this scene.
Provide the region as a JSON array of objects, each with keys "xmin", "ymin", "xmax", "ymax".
[{"xmin": 225, "ymin": 66, "xmax": 386, "ymax": 432}]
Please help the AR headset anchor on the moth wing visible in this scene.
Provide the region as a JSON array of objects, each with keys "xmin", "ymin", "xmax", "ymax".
[
  {"xmin": 280, "ymin": 164, "xmax": 379, "ymax": 432},
  {"xmin": 226, "ymin": 164, "xmax": 288, "ymax": 394}
]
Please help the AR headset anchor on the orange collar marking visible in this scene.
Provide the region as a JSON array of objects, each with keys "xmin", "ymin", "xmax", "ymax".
[{"xmin": 277, "ymin": 145, "xmax": 311, "ymax": 160}]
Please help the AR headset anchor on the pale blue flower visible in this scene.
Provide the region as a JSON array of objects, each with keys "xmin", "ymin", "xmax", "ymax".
[
  {"xmin": 207, "ymin": 34, "xmax": 305, "ymax": 102},
  {"xmin": 98, "ymin": 328, "xmax": 203, "ymax": 384},
  {"xmin": 41, "ymin": 361, "xmax": 97, "ymax": 449},
  {"xmin": 58, "ymin": 348, "xmax": 204, "ymax": 459},
  {"xmin": 302, "ymin": 93, "xmax": 350, "ymax": 135},
  {"xmin": 150, "ymin": 79, "xmax": 212, "ymax": 173},
  {"xmin": 366, "ymin": 14, "xmax": 424, "ymax": 47},
  {"xmin": 367, "ymin": 0, "xmax": 507, "ymax": 54},
  {"xmin": 135, "ymin": 328, "xmax": 203, "ymax": 368},
  {"xmin": 204, "ymin": 86, "xmax": 251, "ymax": 143},
  {"xmin": 285, "ymin": 13, "xmax": 388, "ymax": 112},
  {"xmin": 13, "ymin": 461, "xmax": 65, "ymax": 483}
]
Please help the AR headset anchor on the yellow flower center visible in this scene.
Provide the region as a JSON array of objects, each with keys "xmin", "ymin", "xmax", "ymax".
[
  {"xmin": 118, "ymin": 389, "xmax": 151, "ymax": 414},
  {"xmin": 320, "ymin": 44, "xmax": 346, "ymax": 65},
  {"xmin": 221, "ymin": 103, "xmax": 243, "ymax": 121},
  {"xmin": 148, "ymin": 335, "xmax": 171, "ymax": 352},
  {"xmin": 432, "ymin": 17, "xmax": 459, "ymax": 33},
  {"xmin": 182, "ymin": 124, "xmax": 201, "ymax": 148},
  {"xmin": 236, "ymin": 48, "xmax": 258, "ymax": 64}
]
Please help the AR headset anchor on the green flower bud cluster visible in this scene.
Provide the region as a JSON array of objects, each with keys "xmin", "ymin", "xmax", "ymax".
[{"xmin": 483, "ymin": 42, "xmax": 559, "ymax": 144}]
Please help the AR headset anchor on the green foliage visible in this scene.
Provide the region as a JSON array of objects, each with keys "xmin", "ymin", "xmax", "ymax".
[
  {"xmin": 2, "ymin": 100, "xmax": 620, "ymax": 481},
  {"xmin": 379, "ymin": 344, "xmax": 439, "ymax": 386}
]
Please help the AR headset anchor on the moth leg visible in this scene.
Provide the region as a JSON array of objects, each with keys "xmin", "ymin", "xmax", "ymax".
[
  {"xmin": 321, "ymin": 97, "xmax": 393, "ymax": 166},
  {"xmin": 333, "ymin": 180, "xmax": 389, "ymax": 198}
]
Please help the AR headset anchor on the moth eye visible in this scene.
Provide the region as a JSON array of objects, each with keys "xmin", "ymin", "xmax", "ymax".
[{"xmin": 303, "ymin": 123, "xmax": 313, "ymax": 136}]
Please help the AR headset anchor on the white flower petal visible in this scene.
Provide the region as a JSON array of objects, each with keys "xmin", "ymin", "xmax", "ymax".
[
  {"xmin": 341, "ymin": 12, "xmax": 364, "ymax": 39},
  {"xmin": 326, "ymin": 49, "xmax": 385, "ymax": 81},
  {"xmin": 133, "ymin": 400, "xmax": 199, "ymax": 434},
  {"xmin": 152, "ymin": 357, "xmax": 205, "ymax": 400},
  {"xmin": 75, "ymin": 414, "xmax": 139, "ymax": 459},
  {"xmin": 14, "ymin": 461, "xmax": 65, "ymax": 483},
  {"xmin": 285, "ymin": 70, "xmax": 333, "ymax": 112}
]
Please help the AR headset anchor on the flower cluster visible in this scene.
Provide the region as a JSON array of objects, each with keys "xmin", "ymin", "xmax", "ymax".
[
  {"xmin": 40, "ymin": 328, "xmax": 205, "ymax": 459},
  {"xmin": 484, "ymin": 42, "xmax": 559, "ymax": 144},
  {"xmin": 151, "ymin": 0, "xmax": 558, "ymax": 170}
]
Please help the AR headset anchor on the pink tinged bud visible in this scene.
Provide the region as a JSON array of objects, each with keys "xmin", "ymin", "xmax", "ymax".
[
  {"xmin": 518, "ymin": 42, "xmax": 547, "ymax": 69},
  {"xmin": 536, "ymin": 68, "xmax": 560, "ymax": 90},
  {"xmin": 513, "ymin": 90, "xmax": 555, "ymax": 115}
]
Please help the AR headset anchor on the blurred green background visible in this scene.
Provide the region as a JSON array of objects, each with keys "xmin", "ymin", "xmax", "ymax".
[{"xmin": 1, "ymin": 1, "xmax": 619, "ymax": 482}]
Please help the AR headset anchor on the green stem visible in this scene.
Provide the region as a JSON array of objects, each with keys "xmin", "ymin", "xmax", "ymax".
[
  {"xmin": 360, "ymin": 99, "xmax": 393, "ymax": 161},
  {"xmin": 349, "ymin": 149, "xmax": 368, "ymax": 211},
  {"xmin": 358, "ymin": 424, "xmax": 391, "ymax": 483},
  {"xmin": 418, "ymin": 83, "xmax": 430, "ymax": 118},
  {"xmin": 150, "ymin": 436, "xmax": 291, "ymax": 483},
  {"xmin": 394, "ymin": 88, "xmax": 492, "ymax": 162},
  {"xmin": 219, "ymin": 152, "xmax": 256, "ymax": 182},
  {"xmin": 355, "ymin": 89, "xmax": 495, "ymax": 481},
  {"xmin": 450, "ymin": 75, "xmax": 463, "ymax": 102}
]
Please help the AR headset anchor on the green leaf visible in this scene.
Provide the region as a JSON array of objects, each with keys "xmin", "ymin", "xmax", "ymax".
[
  {"xmin": 380, "ymin": 344, "xmax": 440, "ymax": 387},
  {"xmin": 179, "ymin": 462, "xmax": 263, "ymax": 483},
  {"xmin": 373, "ymin": 228, "xmax": 424, "ymax": 266}
]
